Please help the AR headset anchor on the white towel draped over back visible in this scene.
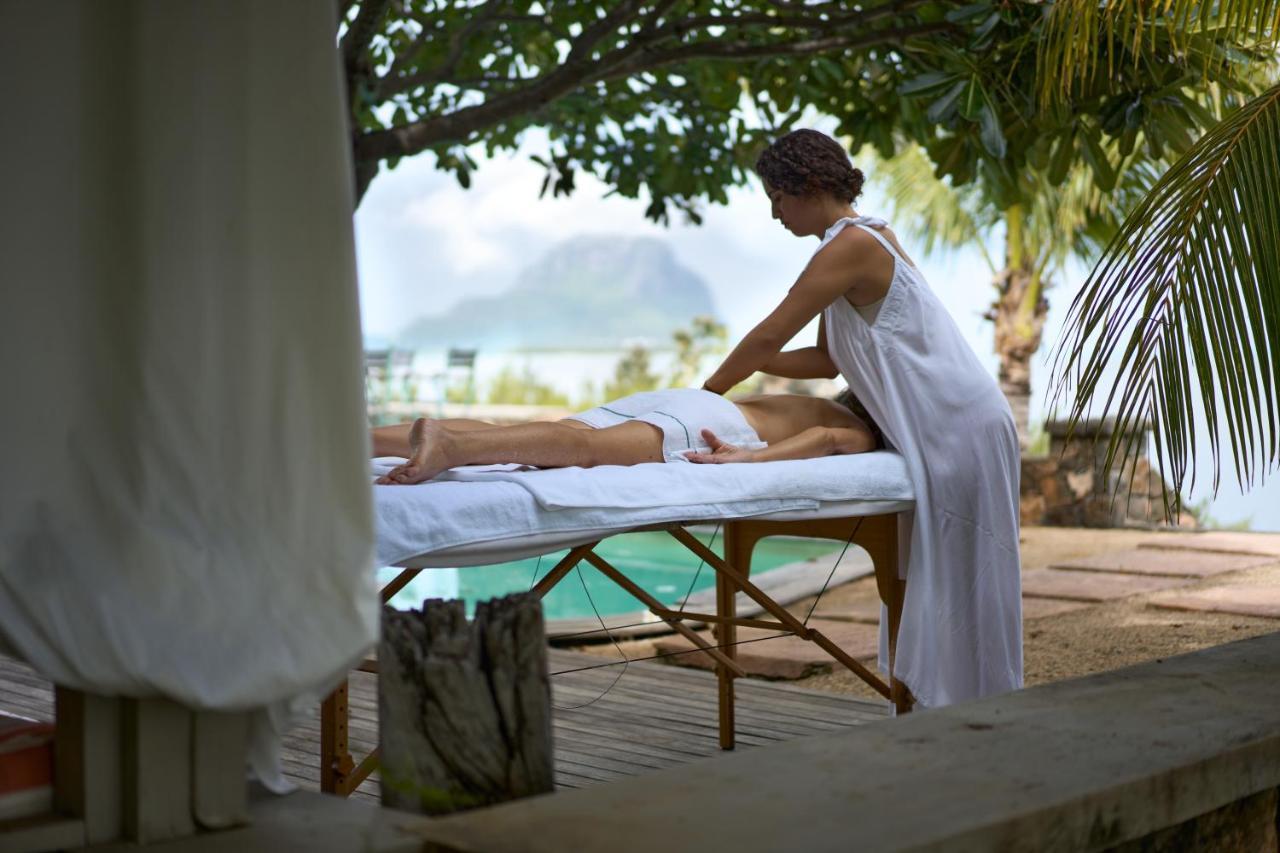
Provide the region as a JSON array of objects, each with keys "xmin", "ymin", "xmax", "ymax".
[{"xmin": 819, "ymin": 216, "xmax": 1023, "ymax": 707}]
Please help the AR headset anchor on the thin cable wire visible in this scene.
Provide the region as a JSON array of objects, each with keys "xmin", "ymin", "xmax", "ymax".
[
  {"xmin": 543, "ymin": 526, "xmax": 868, "ymax": 704},
  {"xmin": 548, "ymin": 618, "xmax": 678, "ymax": 642},
  {"xmin": 673, "ymin": 524, "xmax": 720, "ymax": 613},
  {"xmin": 527, "ymin": 553, "xmax": 545, "ymax": 590},
  {"xmin": 550, "ymin": 631, "xmax": 794, "ymax": 678},
  {"xmin": 547, "ymin": 524, "xmax": 859, "ymax": 642},
  {"xmin": 802, "ymin": 519, "xmax": 862, "ymax": 627},
  {"xmin": 541, "ymin": 526, "xmax": 718, "ymax": 708},
  {"xmin": 542, "ymin": 527, "xmax": 722, "ymax": 643},
  {"xmin": 552, "ymin": 522, "xmax": 866, "ymax": 682},
  {"xmin": 549, "ymin": 564, "xmax": 629, "ymax": 710}
]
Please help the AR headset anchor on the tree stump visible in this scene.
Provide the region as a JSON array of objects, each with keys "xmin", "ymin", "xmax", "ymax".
[{"xmin": 378, "ymin": 593, "xmax": 554, "ymax": 814}]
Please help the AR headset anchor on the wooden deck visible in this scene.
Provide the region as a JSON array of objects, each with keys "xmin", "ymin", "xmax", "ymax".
[{"xmin": 0, "ymin": 649, "xmax": 888, "ymax": 804}]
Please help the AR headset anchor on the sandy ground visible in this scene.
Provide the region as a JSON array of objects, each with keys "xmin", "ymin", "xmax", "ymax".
[{"xmin": 569, "ymin": 525, "xmax": 1280, "ymax": 704}]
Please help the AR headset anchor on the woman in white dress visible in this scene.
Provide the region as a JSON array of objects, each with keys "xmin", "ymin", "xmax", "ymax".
[{"xmin": 701, "ymin": 129, "xmax": 1023, "ymax": 708}]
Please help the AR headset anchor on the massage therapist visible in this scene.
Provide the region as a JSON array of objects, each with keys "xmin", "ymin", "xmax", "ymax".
[{"xmin": 700, "ymin": 129, "xmax": 1023, "ymax": 708}]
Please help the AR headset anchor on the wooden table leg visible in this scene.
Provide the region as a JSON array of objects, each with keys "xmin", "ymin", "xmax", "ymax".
[
  {"xmin": 320, "ymin": 679, "xmax": 353, "ymax": 795},
  {"xmin": 882, "ymin": 516, "xmax": 913, "ymax": 714},
  {"xmin": 717, "ymin": 522, "xmax": 761, "ymax": 750}
]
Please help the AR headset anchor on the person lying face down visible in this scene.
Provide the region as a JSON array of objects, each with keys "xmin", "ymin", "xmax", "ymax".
[{"xmin": 374, "ymin": 387, "xmax": 881, "ymax": 486}]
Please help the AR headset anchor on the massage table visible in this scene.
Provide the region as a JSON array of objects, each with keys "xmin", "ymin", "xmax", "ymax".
[{"xmin": 321, "ymin": 452, "xmax": 916, "ymax": 796}]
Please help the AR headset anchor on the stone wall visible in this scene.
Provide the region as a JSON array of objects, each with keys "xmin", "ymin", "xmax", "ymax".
[{"xmin": 1021, "ymin": 418, "xmax": 1198, "ymax": 529}]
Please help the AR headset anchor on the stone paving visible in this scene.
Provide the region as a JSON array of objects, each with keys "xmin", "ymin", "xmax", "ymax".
[
  {"xmin": 1021, "ymin": 567, "xmax": 1198, "ymax": 602},
  {"xmin": 810, "ymin": 598, "xmax": 881, "ymax": 624},
  {"xmin": 652, "ymin": 619, "xmax": 880, "ymax": 679},
  {"xmin": 1050, "ymin": 548, "xmax": 1274, "ymax": 577},
  {"xmin": 1020, "ymin": 597, "xmax": 1091, "ymax": 619},
  {"xmin": 1148, "ymin": 586, "xmax": 1280, "ymax": 620},
  {"xmin": 1137, "ymin": 530, "xmax": 1280, "ymax": 557}
]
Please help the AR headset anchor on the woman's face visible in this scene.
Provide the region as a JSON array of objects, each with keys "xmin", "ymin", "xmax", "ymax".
[{"xmin": 765, "ymin": 182, "xmax": 818, "ymax": 237}]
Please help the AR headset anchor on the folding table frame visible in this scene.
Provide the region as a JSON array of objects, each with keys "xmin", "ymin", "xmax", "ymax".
[{"xmin": 320, "ymin": 509, "xmax": 911, "ymax": 796}]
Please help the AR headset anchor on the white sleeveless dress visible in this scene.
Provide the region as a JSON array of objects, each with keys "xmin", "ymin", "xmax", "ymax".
[{"xmin": 819, "ymin": 216, "xmax": 1023, "ymax": 707}]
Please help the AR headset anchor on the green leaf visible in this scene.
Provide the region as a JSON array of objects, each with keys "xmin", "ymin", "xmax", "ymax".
[
  {"xmin": 958, "ymin": 77, "xmax": 986, "ymax": 122},
  {"xmin": 926, "ymin": 80, "xmax": 967, "ymax": 123},
  {"xmin": 973, "ymin": 12, "xmax": 1001, "ymax": 42},
  {"xmin": 1119, "ymin": 124, "xmax": 1139, "ymax": 158},
  {"xmin": 1026, "ymin": 135, "xmax": 1052, "ymax": 170},
  {"xmin": 899, "ymin": 71, "xmax": 957, "ymax": 97},
  {"xmin": 945, "ymin": 3, "xmax": 993, "ymax": 23},
  {"xmin": 978, "ymin": 100, "xmax": 1007, "ymax": 159},
  {"xmin": 1048, "ymin": 131, "xmax": 1074, "ymax": 185},
  {"xmin": 1082, "ymin": 132, "xmax": 1117, "ymax": 191}
]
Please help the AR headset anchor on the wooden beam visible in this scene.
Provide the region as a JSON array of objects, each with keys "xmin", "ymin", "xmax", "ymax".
[
  {"xmin": 582, "ymin": 551, "xmax": 747, "ymax": 679},
  {"xmin": 530, "ymin": 543, "xmax": 599, "ymax": 599}
]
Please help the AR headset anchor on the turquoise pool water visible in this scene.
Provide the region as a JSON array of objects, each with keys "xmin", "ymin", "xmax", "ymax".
[{"xmin": 376, "ymin": 531, "xmax": 842, "ymax": 621}]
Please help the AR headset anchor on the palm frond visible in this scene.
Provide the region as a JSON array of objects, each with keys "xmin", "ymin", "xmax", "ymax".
[
  {"xmin": 863, "ymin": 143, "xmax": 997, "ymax": 268},
  {"xmin": 1037, "ymin": 0, "xmax": 1280, "ymax": 107},
  {"xmin": 1048, "ymin": 82, "xmax": 1280, "ymax": 518},
  {"xmin": 869, "ymin": 141, "xmax": 1159, "ymax": 278},
  {"xmin": 1025, "ymin": 156, "xmax": 1163, "ymax": 276}
]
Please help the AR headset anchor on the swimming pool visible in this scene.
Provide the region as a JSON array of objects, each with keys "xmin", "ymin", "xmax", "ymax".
[{"xmin": 376, "ymin": 530, "xmax": 844, "ymax": 621}]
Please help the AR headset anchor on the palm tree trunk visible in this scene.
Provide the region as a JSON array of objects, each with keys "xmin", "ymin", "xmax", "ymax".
[{"xmin": 988, "ymin": 209, "xmax": 1049, "ymax": 452}]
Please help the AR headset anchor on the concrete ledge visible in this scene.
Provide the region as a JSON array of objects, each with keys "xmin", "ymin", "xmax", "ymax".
[
  {"xmin": 413, "ymin": 631, "xmax": 1280, "ymax": 853},
  {"xmin": 79, "ymin": 786, "xmax": 432, "ymax": 852}
]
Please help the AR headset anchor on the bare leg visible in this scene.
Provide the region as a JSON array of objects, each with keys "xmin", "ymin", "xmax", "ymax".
[
  {"xmin": 371, "ymin": 418, "xmax": 507, "ymax": 458},
  {"xmin": 377, "ymin": 418, "xmax": 663, "ymax": 485}
]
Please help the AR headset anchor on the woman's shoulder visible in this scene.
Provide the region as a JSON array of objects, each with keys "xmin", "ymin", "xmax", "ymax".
[
  {"xmin": 830, "ymin": 219, "xmax": 917, "ymax": 269},
  {"xmin": 818, "ymin": 221, "xmax": 887, "ymax": 262}
]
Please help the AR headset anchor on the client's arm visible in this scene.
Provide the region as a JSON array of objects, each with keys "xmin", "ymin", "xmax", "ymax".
[{"xmin": 685, "ymin": 426, "xmax": 873, "ymax": 464}]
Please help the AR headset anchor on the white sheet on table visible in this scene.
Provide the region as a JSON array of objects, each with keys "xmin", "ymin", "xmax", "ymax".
[
  {"xmin": 441, "ymin": 449, "xmax": 913, "ymax": 510},
  {"xmin": 372, "ymin": 451, "xmax": 913, "ymax": 566}
]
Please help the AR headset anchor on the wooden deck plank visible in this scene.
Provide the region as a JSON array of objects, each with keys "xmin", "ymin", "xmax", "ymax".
[
  {"xmin": 0, "ymin": 647, "xmax": 885, "ymax": 802},
  {"xmin": 550, "ymin": 685, "xmax": 833, "ymax": 739},
  {"xmin": 552, "ymin": 649, "xmax": 888, "ymax": 715}
]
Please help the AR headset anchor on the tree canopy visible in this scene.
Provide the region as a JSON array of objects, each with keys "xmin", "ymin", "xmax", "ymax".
[
  {"xmin": 340, "ymin": 1, "xmax": 1264, "ymax": 222},
  {"xmin": 341, "ymin": 0, "xmax": 963, "ymax": 215}
]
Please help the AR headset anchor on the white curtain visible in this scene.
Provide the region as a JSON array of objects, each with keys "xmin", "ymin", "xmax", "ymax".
[{"xmin": 0, "ymin": 0, "xmax": 377, "ymax": 745}]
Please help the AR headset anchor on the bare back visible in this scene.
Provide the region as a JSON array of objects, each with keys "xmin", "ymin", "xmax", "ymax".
[{"xmin": 732, "ymin": 393, "xmax": 871, "ymax": 444}]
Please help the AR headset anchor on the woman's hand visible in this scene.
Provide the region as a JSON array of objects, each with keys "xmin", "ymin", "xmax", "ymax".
[{"xmin": 684, "ymin": 429, "xmax": 758, "ymax": 464}]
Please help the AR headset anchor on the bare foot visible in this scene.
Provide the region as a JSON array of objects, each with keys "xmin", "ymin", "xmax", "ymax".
[{"xmin": 376, "ymin": 419, "xmax": 455, "ymax": 485}]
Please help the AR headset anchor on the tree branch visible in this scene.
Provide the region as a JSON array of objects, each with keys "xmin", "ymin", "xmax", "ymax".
[
  {"xmin": 355, "ymin": 17, "xmax": 955, "ymax": 164},
  {"xmin": 340, "ymin": 0, "xmax": 391, "ymax": 75},
  {"xmin": 378, "ymin": 3, "xmax": 646, "ymax": 100},
  {"xmin": 380, "ymin": 2, "xmax": 514, "ymax": 98},
  {"xmin": 613, "ymin": 22, "xmax": 954, "ymax": 71},
  {"xmin": 659, "ymin": 0, "xmax": 934, "ymax": 39}
]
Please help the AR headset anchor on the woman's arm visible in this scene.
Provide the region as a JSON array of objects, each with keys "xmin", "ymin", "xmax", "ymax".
[
  {"xmin": 685, "ymin": 426, "xmax": 875, "ymax": 464},
  {"xmin": 758, "ymin": 347, "xmax": 838, "ymax": 379},
  {"xmin": 757, "ymin": 315, "xmax": 838, "ymax": 379},
  {"xmin": 702, "ymin": 234, "xmax": 870, "ymax": 394}
]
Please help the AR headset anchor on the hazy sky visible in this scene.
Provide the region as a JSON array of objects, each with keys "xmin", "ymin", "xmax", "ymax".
[{"xmin": 352, "ymin": 142, "xmax": 1277, "ymax": 530}]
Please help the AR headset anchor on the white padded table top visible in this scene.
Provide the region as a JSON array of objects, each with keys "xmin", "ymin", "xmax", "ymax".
[
  {"xmin": 373, "ymin": 451, "xmax": 915, "ymax": 568},
  {"xmin": 399, "ymin": 497, "xmax": 914, "ymax": 568}
]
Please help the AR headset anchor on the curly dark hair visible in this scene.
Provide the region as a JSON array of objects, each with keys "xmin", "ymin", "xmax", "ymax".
[
  {"xmin": 834, "ymin": 386, "xmax": 885, "ymax": 449},
  {"xmin": 755, "ymin": 129, "xmax": 864, "ymax": 203}
]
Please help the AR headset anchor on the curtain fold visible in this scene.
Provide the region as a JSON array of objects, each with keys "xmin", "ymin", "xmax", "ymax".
[{"xmin": 0, "ymin": 0, "xmax": 377, "ymax": 718}]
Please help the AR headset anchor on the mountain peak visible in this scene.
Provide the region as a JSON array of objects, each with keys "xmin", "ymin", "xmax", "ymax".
[{"xmin": 398, "ymin": 235, "xmax": 718, "ymax": 350}]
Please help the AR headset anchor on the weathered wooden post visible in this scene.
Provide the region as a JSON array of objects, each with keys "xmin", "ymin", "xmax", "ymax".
[{"xmin": 378, "ymin": 593, "xmax": 554, "ymax": 814}]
